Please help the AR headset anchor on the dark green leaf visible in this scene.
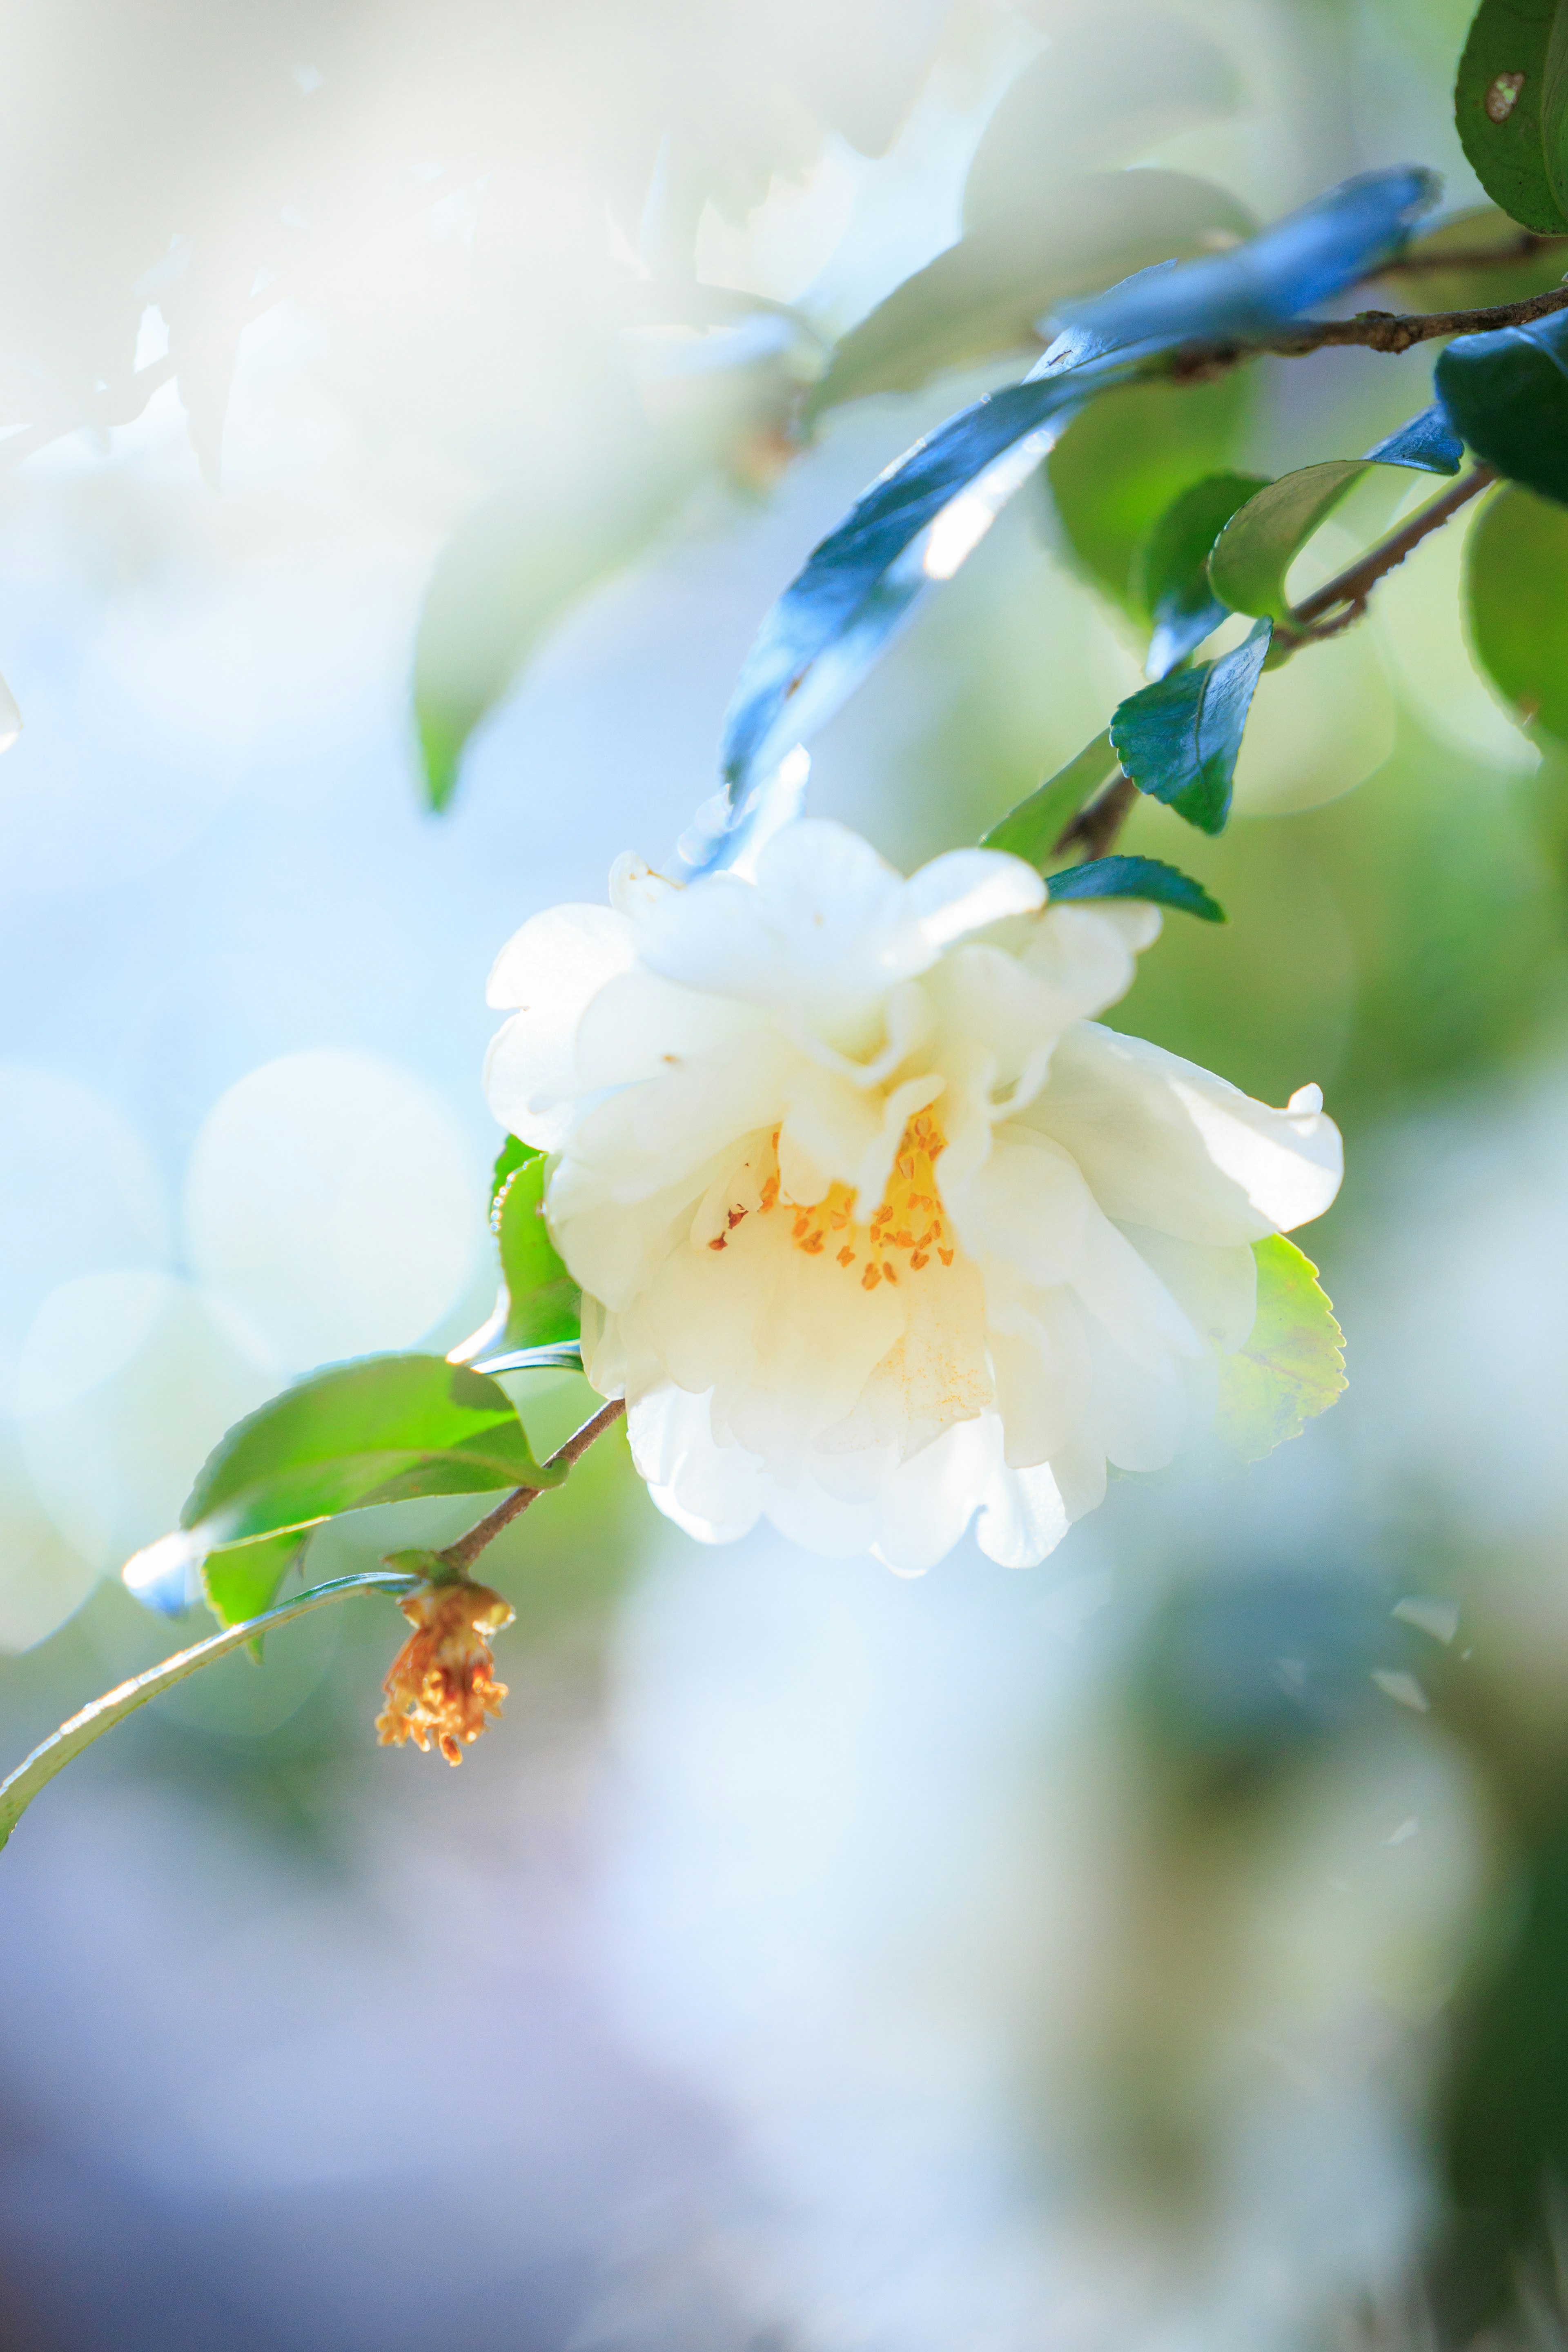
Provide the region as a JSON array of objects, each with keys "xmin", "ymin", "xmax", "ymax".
[
  {"xmin": 414, "ymin": 443, "xmax": 693, "ymax": 813},
  {"xmin": 1047, "ymin": 855, "xmax": 1225, "ymax": 921},
  {"xmin": 962, "ymin": 16, "xmax": 1242, "ymax": 232},
  {"xmin": 1110, "ymin": 618, "xmax": 1272, "ymax": 833},
  {"xmin": 1214, "ymin": 1234, "xmax": 1346, "ymax": 1461},
  {"xmin": 807, "ymin": 172, "xmax": 1255, "ymax": 417},
  {"xmin": 1363, "ymin": 403, "xmax": 1465, "ymax": 474},
  {"xmin": 1379, "ymin": 203, "xmax": 1568, "ymax": 308},
  {"xmin": 1047, "ymin": 371, "xmax": 1252, "ymax": 614},
  {"xmin": 1140, "ymin": 470, "xmax": 1272, "ymax": 677},
  {"xmin": 202, "ymin": 1530, "xmax": 307, "ymax": 1633},
  {"xmin": 176, "ymin": 1354, "xmax": 561, "ymax": 1557},
  {"xmin": 1437, "ymin": 306, "xmax": 1568, "ymax": 504},
  {"xmin": 490, "ymin": 1133, "xmax": 536, "ymax": 1215},
  {"xmin": 1466, "ymin": 480, "xmax": 1568, "ymax": 742},
  {"xmin": 979, "ymin": 733, "xmax": 1120, "ymax": 866},
  {"xmin": 494, "ymin": 1155, "xmax": 581, "ymax": 1352},
  {"xmin": 1454, "ymin": 0, "xmax": 1568, "ymax": 236},
  {"xmin": 1206, "ymin": 461, "xmax": 1368, "ymax": 621}
]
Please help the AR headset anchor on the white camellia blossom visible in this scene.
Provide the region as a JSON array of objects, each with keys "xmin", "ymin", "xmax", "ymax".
[{"xmin": 484, "ymin": 822, "xmax": 1341, "ymax": 1573}]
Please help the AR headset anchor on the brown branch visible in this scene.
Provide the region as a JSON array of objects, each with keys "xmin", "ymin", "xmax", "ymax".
[
  {"xmin": 1281, "ymin": 463, "xmax": 1496, "ymax": 637},
  {"xmin": 434, "ymin": 1395, "xmax": 627, "ymax": 1577},
  {"xmin": 1373, "ymin": 231, "xmax": 1568, "ymax": 278},
  {"xmin": 1224, "ymin": 282, "xmax": 1568, "ymax": 365},
  {"xmin": 1054, "ymin": 771, "xmax": 1137, "ymax": 862}
]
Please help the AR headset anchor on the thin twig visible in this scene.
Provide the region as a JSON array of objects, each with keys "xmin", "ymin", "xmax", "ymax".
[
  {"xmin": 1373, "ymin": 231, "xmax": 1568, "ymax": 277},
  {"xmin": 1054, "ymin": 771, "xmax": 1137, "ymax": 861},
  {"xmin": 435, "ymin": 1395, "xmax": 627, "ymax": 1577},
  {"xmin": 1283, "ymin": 464, "xmax": 1496, "ymax": 635},
  {"xmin": 1225, "ymin": 283, "xmax": 1568, "ymax": 365}
]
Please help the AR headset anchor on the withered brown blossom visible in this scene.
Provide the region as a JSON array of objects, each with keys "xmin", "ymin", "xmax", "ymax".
[{"xmin": 375, "ymin": 1579, "xmax": 515, "ymax": 1766}]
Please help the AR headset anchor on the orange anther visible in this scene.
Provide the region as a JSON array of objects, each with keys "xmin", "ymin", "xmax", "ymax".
[
  {"xmin": 938, "ymin": 1246, "xmax": 954, "ymax": 1266},
  {"xmin": 708, "ymin": 1235, "xmax": 727, "ymax": 1251},
  {"xmin": 910, "ymin": 1252, "xmax": 929, "ymax": 1270},
  {"xmin": 862, "ymin": 1263, "xmax": 880, "ymax": 1289},
  {"xmin": 837, "ymin": 1245, "xmax": 855, "ymax": 1267}
]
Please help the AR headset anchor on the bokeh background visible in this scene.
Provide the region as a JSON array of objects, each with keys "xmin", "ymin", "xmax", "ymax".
[{"xmin": 3, "ymin": 0, "xmax": 1568, "ymax": 2344}]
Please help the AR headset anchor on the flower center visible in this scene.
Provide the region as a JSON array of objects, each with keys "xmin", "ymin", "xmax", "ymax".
[{"xmin": 727, "ymin": 1111, "xmax": 954, "ymax": 1292}]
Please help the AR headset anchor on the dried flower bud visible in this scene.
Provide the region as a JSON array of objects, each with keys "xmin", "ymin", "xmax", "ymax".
[{"xmin": 375, "ymin": 1580, "xmax": 515, "ymax": 1766}]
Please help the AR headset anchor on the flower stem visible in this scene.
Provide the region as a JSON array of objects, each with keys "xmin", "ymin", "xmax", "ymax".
[
  {"xmin": 432, "ymin": 1395, "xmax": 627, "ymax": 1578},
  {"xmin": 0, "ymin": 1570, "xmax": 422, "ymax": 1854},
  {"xmin": 1282, "ymin": 464, "xmax": 1496, "ymax": 635}
]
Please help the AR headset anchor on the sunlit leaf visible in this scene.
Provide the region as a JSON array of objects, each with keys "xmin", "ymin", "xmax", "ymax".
[
  {"xmin": 1206, "ymin": 460, "xmax": 1368, "ymax": 622},
  {"xmin": 1437, "ymin": 307, "xmax": 1568, "ymax": 505},
  {"xmin": 1454, "ymin": 0, "xmax": 1568, "ymax": 235},
  {"xmin": 121, "ymin": 1356, "xmax": 563, "ymax": 1598},
  {"xmin": 493, "ymin": 1154, "xmax": 581, "ymax": 1352},
  {"xmin": 1214, "ymin": 1234, "xmax": 1347, "ymax": 1461},
  {"xmin": 1047, "ymin": 370, "xmax": 1252, "ymax": 614},
  {"xmin": 201, "ymin": 1530, "xmax": 308, "ymax": 1633},
  {"xmin": 490, "ymin": 1132, "xmax": 535, "ymax": 1215},
  {"xmin": 1047, "ymin": 855, "xmax": 1225, "ymax": 921},
  {"xmin": 1466, "ymin": 480, "xmax": 1568, "ymax": 743},
  {"xmin": 1109, "ymin": 619, "xmax": 1272, "ymax": 833},
  {"xmin": 1140, "ymin": 470, "xmax": 1270, "ymax": 678},
  {"xmin": 808, "ymin": 173, "xmax": 1254, "ymax": 416},
  {"xmin": 979, "ymin": 732, "xmax": 1120, "ymax": 866},
  {"xmin": 962, "ymin": 15, "xmax": 1242, "ymax": 232}
]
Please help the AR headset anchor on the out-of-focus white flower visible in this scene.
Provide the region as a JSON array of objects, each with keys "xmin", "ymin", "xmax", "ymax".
[{"xmin": 485, "ymin": 823, "xmax": 1341, "ymax": 1572}]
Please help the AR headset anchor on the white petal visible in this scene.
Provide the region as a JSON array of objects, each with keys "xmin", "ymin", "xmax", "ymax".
[
  {"xmin": 1025, "ymin": 1023, "xmax": 1343, "ymax": 1243},
  {"xmin": 973, "ymin": 1454, "xmax": 1072, "ymax": 1568},
  {"xmin": 573, "ymin": 970, "xmax": 763, "ymax": 1094},
  {"xmin": 608, "ymin": 852, "xmax": 680, "ymax": 920},
  {"xmin": 483, "ymin": 904, "xmax": 637, "ymax": 1145},
  {"xmin": 904, "ymin": 847, "xmax": 1045, "ymax": 950},
  {"xmin": 628, "ymin": 1385, "xmax": 767, "ymax": 1544},
  {"xmin": 1117, "ymin": 1225, "xmax": 1258, "ymax": 1353}
]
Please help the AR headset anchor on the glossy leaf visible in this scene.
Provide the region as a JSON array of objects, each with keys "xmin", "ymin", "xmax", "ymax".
[
  {"xmin": 962, "ymin": 14, "xmax": 1242, "ymax": 232},
  {"xmin": 1214, "ymin": 1234, "xmax": 1346, "ymax": 1461},
  {"xmin": 980, "ymin": 733, "xmax": 1120, "ymax": 866},
  {"xmin": 721, "ymin": 366, "xmax": 1114, "ymax": 793},
  {"xmin": 1109, "ymin": 618, "xmax": 1272, "ymax": 833},
  {"xmin": 414, "ymin": 442, "xmax": 691, "ymax": 812},
  {"xmin": 1363, "ymin": 402, "xmax": 1465, "ymax": 473},
  {"xmin": 807, "ymin": 172, "xmax": 1255, "ymax": 416},
  {"xmin": 1206, "ymin": 461, "xmax": 1368, "ymax": 622},
  {"xmin": 494, "ymin": 1154, "xmax": 581, "ymax": 1353},
  {"xmin": 1454, "ymin": 0, "xmax": 1568, "ymax": 236},
  {"xmin": 1043, "ymin": 166, "xmax": 1440, "ymax": 366},
  {"xmin": 1047, "ymin": 855, "xmax": 1225, "ymax": 922},
  {"xmin": 1466, "ymin": 481, "xmax": 1568, "ymax": 743},
  {"xmin": 1437, "ymin": 306, "xmax": 1568, "ymax": 505},
  {"xmin": 1046, "ymin": 370, "xmax": 1252, "ymax": 613},
  {"xmin": 1140, "ymin": 470, "xmax": 1271, "ymax": 678},
  {"xmin": 2, "ymin": 1572, "xmax": 422, "ymax": 1855},
  {"xmin": 122, "ymin": 1356, "xmax": 562, "ymax": 1595},
  {"xmin": 202, "ymin": 1530, "xmax": 307, "ymax": 1633},
  {"xmin": 490, "ymin": 1133, "xmax": 535, "ymax": 1215}
]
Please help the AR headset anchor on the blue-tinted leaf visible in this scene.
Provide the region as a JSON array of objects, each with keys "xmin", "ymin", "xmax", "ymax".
[
  {"xmin": 1140, "ymin": 470, "xmax": 1271, "ymax": 677},
  {"xmin": 1042, "ymin": 166, "xmax": 1440, "ymax": 366},
  {"xmin": 980, "ymin": 733, "xmax": 1121, "ymax": 865},
  {"xmin": 1437, "ymin": 306, "xmax": 1568, "ymax": 505},
  {"xmin": 1363, "ymin": 402, "xmax": 1465, "ymax": 473},
  {"xmin": 1047, "ymin": 855, "xmax": 1225, "ymax": 920},
  {"xmin": 720, "ymin": 368, "xmax": 1114, "ymax": 792},
  {"xmin": 1110, "ymin": 617, "xmax": 1272, "ymax": 833}
]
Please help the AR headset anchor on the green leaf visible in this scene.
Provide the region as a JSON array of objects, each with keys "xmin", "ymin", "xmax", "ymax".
[
  {"xmin": 979, "ymin": 732, "xmax": 1120, "ymax": 866},
  {"xmin": 1437, "ymin": 307, "xmax": 1568, "ymax": 505},
  {"xmin": 493, "ymin": 1155, "xmax": 581, "ymax": 1353},
  {"xmin": 1454, "ymin": 0, "xmax": 1568, "ymax": 236},
  {"xmin": 962, "ymin": 16, "xmax": 1243, "ymax": 233},
  {"xmin": 805, "ymin": 172, "xmax": 1256, "ymax": 418},
  {"xmin": 202, "ymin": 1530, "xmax": 307, "ymax": 1634},
  {"xmin": 1207, "ymin": 461, "xmax": 1369, "ymax": 622},
  {"xmin": 2, "ymin": 1570, "xmax": 422, "ymax": 1855},
  {"xmin": 1047, "ymin": 855, "xmax": 1225, "ymax": 922},
  {"xmin": 1382, "ymin": 203, "xmax": 1568, "ymax": 307},
  {"xmin": 1466, "ymin": 480, "xmax": 1568, "ymax": 742},
  {"xmin": 1046, "ymin": 370, "xmax": 1252, "ymax": 614},
  {"xmin": 1214, "ymin": 1234, "xmax": 1346, "ymax": 1461},
  {"xmin": 490, "ymin": 1133, "xmax": 535, "ymax": 1216},
  {"xmin": 414, "ymin": 445, "xmax": 692, "ymax": 812},
  {"xmin": 131, "ymin": 1356, "xmax": 562, "ymax": 1585},
  {"xmin": 1109, "ymin": 619, "xmax": 1272, "ymax": 833},
  {"xmin": 1140, "ymin": 470, "xmax": 1272, "ymax": 678}
]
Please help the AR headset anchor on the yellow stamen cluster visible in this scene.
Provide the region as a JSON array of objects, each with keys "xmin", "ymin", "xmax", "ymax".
[
  {"xmin": 712, "ymin": 1111, "xmax": 954, "ymax": 1291},
  {"xmin": 375, "ymin": 1580, "xmax": 514, "ymax": 1766}
]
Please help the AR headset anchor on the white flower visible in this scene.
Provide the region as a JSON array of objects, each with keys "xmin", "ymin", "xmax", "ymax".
[{"xmin": 485, "ymin": 822, "xmax": 1342, "ymax": 1572}]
